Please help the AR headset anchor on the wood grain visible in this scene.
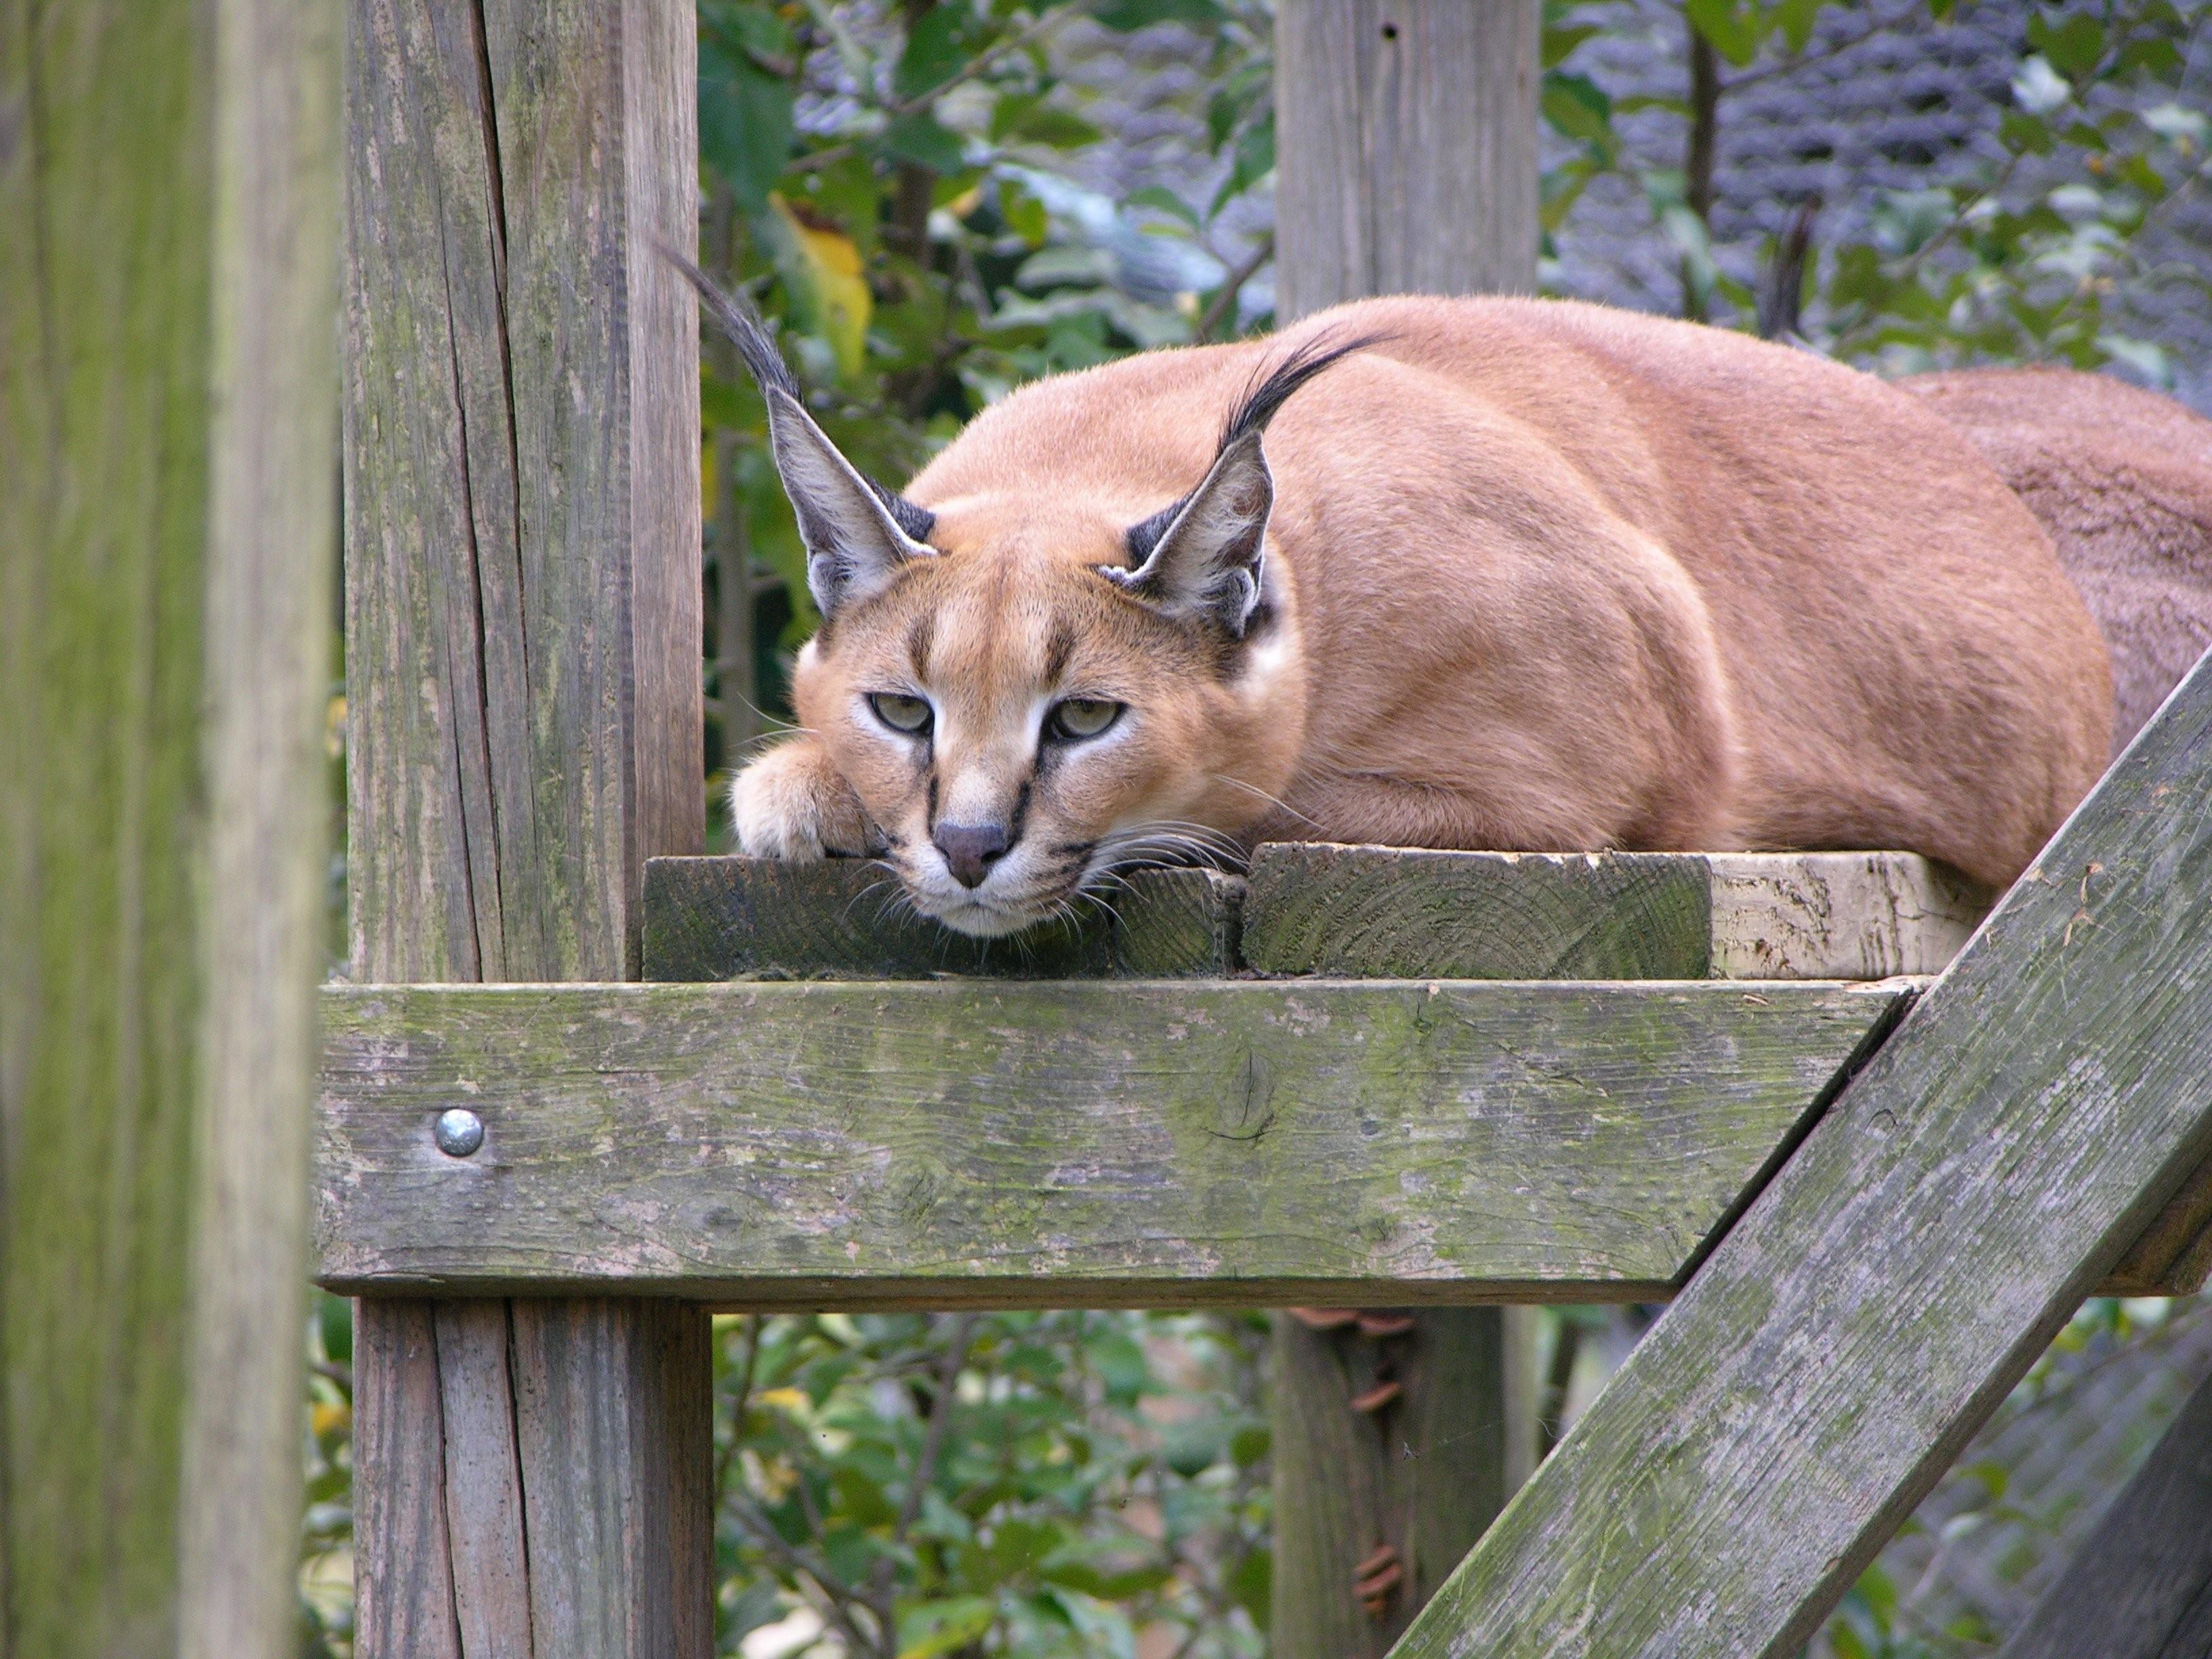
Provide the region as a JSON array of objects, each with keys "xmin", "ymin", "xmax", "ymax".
[
  {"xmin": 1391, "ymin": 648, "xmax": 2212, "ymax": 1659},
  {"xmin": 642, "ymin": 856, "xmax": 1242, "ymax": 979},
  {"xmin": 314, "ymin": 979, "xmax": 1904, "ymax": 1305},
  {"xmin": 1, "ymin": 0, "xmax": 335, "ymax": 1650},
  {"xmin": 341, "ymin": 0, "xmax": 707, "ymax": 1648},
  {"xmin": 1996, "ymin": 1365, "xmax": 2212, "ymax": 1659},
  {"xmin": 1243, "ymin": 846, "xmax": 1712, "ymax": 979},
  {"xmin": 1706, "ymin": 853, "xmax": 1989, "ymax": 980},
  {"xmin": 1273, "ymin": 0, "xmax": 1541, "ymax": 315},
  {"xmin": 1273, "ymin": 1308, "xmax": 1535, "ymax": 1655},
  {"xmin": 342, "ymin": 0, "xmax": 701, "ymax": 985}
]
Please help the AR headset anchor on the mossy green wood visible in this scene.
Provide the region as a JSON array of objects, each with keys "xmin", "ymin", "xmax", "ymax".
[
  {"xmin": 340, "ymin": 0, "xmax": 710, "ymax": 1652},
  {"xmin": 1244, "ymin": 846, "xmax": 1714, "ymax": 979},
  {"xmin": 0, "ymin": 0, "xmax": 336, "ymax": 1651},
  {"xmin": 642, "ymin": 857, "xmax": 1244, "ymax": 979},
  {"xmin": 1390, "ymin": 652, "xmax": 2212, "ymax": 1659},
  {"xmin": 314, "ymin": 979, "xmax": 1904, "ymax": 1305}
]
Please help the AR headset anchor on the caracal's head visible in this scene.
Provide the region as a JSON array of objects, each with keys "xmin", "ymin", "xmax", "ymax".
[
  {"xmin": 789, "ymin": 480, "xmax": 1307, "ymax": 937},
  {"xmin": 668, "ymin": 250, "xmax": 1349, "ymax": 937}
]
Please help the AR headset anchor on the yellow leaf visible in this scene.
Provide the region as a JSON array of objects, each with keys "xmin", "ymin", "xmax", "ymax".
[
  {"xmin": 311, "ymin": 1401, "xmax": 352, "ymax": 1438},
  {"xmin": 754, "ymin": 1386, "xmax": 810, "ymax": 1415},
  {"xmin": 768, "ymin": 192, "xmax": 872, "ymax": 379}
]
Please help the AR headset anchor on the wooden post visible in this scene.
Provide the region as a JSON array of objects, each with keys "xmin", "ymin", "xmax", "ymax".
[
  {"xmin": 1, "ymin": 0, "xmax": 337, "ymax": 1651},
  {"xmin": 1274, "ymin": 0, "xmax": 1540, "ymax": 318},
  {"xmin": 340, "ymin": 0, "xmax": 709, "ymax": 1649},
  {"xmin": 1269, "ymin": 5, "xmax": 1542, "ymax": 1647},
  {"xmin": 1995, "ymin": 1366, "xmax": 2212, "ymax": 1658}
]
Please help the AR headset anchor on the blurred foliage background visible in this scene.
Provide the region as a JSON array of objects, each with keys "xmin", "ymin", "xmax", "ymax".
[{"xmin": 304, "ymin": 1, "xmax": 2211, "ymax": 1654}]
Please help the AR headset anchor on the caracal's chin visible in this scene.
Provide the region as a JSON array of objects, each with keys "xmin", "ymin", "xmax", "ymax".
[{"xmin": 907, "ymin": 881, "xmax": 1074, "ymax": 939}]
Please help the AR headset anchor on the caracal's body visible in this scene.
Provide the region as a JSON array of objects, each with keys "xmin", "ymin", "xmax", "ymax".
[{"xmin": 730, "ymin": 293, "xmax": 2113, "ymax": 937}]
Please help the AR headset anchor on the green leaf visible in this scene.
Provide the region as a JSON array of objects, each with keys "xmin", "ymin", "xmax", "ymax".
[
  {"xmin": 699, "ymin": 26, "xmax": 796, "ymax": 213},
  {"xmin": 1772, "ymin": 0, "xmax": 1823, "ymax": 56},
  {"xmin": 1094, "ymin": 0, "xmax": 1226, "ymax": 30},
  {"xmin": 702, "ymin": 0, "xmax": 794, "ymax": 68},
  {"xmin": 761, "ymin": 194, "xmax": 872, "ymax": 379},
  {"xmin": 1090, "ymin": 1327, "xmax": 1150, "ymax": 1405},
  {"xmin": 1003, "ymin": 104, "xmax": 1103, "ymax": 150},
  {"xmin": 1685, "ymin": 0, "xmax": 1758, "ymax": 66},
  {"xmin": 1542, "ymin": 70, "xmax": 1614, "ymax": 144},
  {"xmin": 1126, "ymin": 185, "xmax": 1200, "ymax": 230},
  {"xmin": 881, "ymin": 111, "xmax": 966, "ymax": 175},
  {"xmin": 1541, "ymin": 21, "xmax": 1598, "ymax": 66},
  {"xmin": 895, "ymin": 4, "xmax": 972, "ymax": 102},
  {"xmin": 1229, "ymin": 1422, "xmax": 1270, "ymax": 1467},
  {"xmin": 2000, "ymin": 110, "xmax": 2055, "ymax": 155},
  {"xmin": 1228, "ymin": 1548, "xmax": 1272, "ymax": 1631},
  {"xmin": 2028, "ymin": 10, "xmax": 2104, "ymax": 82},
  {"xmin": 897, "ymin": 1596, "xmax": 997, "ymax": 1659}
]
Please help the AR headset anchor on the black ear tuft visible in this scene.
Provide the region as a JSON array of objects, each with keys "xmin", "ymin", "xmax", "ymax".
[
  {"xmin": 1218, "ymin": 329, "xmax": 1390, "ymax": 449},
  {"xmin": 655, "ymin": 239, "xmax": 935, "ymax": 542},
  {"xmin": 653, "ymin": 237, "xmax": 805, "ymax": 405}
]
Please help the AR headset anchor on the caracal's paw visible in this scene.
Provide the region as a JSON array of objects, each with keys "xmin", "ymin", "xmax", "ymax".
[{"xmin": 731, "ymin": 741, "xmax": 882, "ymax": 860}]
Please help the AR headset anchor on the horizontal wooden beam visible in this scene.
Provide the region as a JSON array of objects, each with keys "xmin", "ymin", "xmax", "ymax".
[{"xmin": 315, "ymin": 979, "xmax": 1908, "ymax": 1306}]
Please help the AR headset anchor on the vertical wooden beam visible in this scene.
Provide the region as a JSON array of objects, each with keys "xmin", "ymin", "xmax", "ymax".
[
  {"xmin": 1274, "ymin": 0, "xmax": 1540, "ymax": 316},
  {"xmin": 341, "ymin": 0, "xmax": 708, "ymax": 1648},
  {"xmin": 1267, "ymin": 6, "xmax": 1542, "ymax": 1648},
  {"xmin": 0, "ymin": 0, "xmax": 337, "ymax": 1650}
]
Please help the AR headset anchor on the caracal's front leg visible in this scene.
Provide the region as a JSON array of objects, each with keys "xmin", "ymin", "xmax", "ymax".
[{"xmin": 730, "ymin": 737, "xmax": 884, "ymax": 859}]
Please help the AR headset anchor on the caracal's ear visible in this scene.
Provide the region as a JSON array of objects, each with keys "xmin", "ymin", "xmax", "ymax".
[
  {"xmin": 655, "ymin": 241, "xmax": 933, "ymax": 617},
  {"xmin": 1105, "ymin": 432, "xmax": 1275, "ymax": 636},
  {"xmin": 1103, "ymin": 329, "xmax": 1380, "ymax": 639}
]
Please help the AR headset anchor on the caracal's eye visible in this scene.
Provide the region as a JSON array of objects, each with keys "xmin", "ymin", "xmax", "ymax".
[
  {"xmin": 1046, "ymin": 698, "xmax": 1123, "ymax": 741},
  {"xmin": 867, "ymin": 691, "xmax": 933, "ymax": 736}
]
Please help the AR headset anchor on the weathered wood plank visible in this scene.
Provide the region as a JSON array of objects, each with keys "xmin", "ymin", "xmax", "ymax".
[
  {"xmin": 1, "ymin": 0, "xmax": 336, "ymax": 1648},
  {"xmin": 1240, "ymin": 845, "xmax": 1986, "ymax": 981},
  {"xmin": 512, "ymin": 1300, "xmax": 713, "ymax": 1658},
  {"xmin": 1994, "ymin": 1364, "xmax": 2212, "ymax": 1659},
  {"xmin": 1243, "ymin": 846, "xmax": 1713, "ymax": 979},
  {"xmin": 1707, "ymin": 852, "xmax": 1990, "ymax": 980},
  {"xmin": 642, "ymin": 855, "xmax": 1242, "ymax": 979},
  {"xmin": 1271, "ymin": 14, "xmax": 1542, "ymax": 1637},
  {"xmin": 1273, "ymin": 1308, "xmax": 1535, "ymax": 1652},
  {"xmin": 2107, "ymin": 1152, "xmax": 2212, "ymax": 1297},
  {"xmin": 352, "ymin": 1305, "xmax": 464, "ymax": 1659},
  {"xmin": 343, "ymin": 0, "xmax": 701, "ymax": 983},
  {"xmin": 341, "ymin": 0, "xmax": 707, "ymax": 1647},
  {"xmin": 1391, "ymin": 649, "xmax": 2212, "ymax": 1659},
  {"xmin": 314, "ymin": 979, "xmax": 1904, "ymax": 1305},
  {"xmin": 428, "ymin": 1303, "xmax": 533, "ymax": 1650},
  {"xmin": 1273, "ymin": 0, "xmax": 1540, "ymax": 314}
]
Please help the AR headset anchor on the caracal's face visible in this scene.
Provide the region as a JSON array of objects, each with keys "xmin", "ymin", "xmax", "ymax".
[{"xmin": 791, "ymin": 501, "xmax": 1305, "ymax": 937}]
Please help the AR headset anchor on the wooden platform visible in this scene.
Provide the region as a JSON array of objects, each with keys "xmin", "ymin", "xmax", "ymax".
[
  {"xmin": 642, "ymin": 844, "xmax": 1990, "ymax": 982},
  {"xmin": 321, "ymin": 835, "xmax": 2212, "ymax": 1306}
]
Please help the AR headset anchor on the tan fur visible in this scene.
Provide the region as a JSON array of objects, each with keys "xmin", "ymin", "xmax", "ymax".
[
  {"xmin": 737, "ymin": 296, "xmax": 2114, "ymax": 935},
  {"xmin": 1902, "ymin": 367, "xmax": 2212, "ymax": 755}
]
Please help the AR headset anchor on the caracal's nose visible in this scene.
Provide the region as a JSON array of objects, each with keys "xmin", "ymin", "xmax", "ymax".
[{"xmin": 933, "ymin": 821, "xmax": 1010, "ymax": 888}]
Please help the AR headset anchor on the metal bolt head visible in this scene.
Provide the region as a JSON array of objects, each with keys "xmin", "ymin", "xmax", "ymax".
[{"xmin": 433, "ymin": 1107, "xmax": 485, "ymax": 1158}]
